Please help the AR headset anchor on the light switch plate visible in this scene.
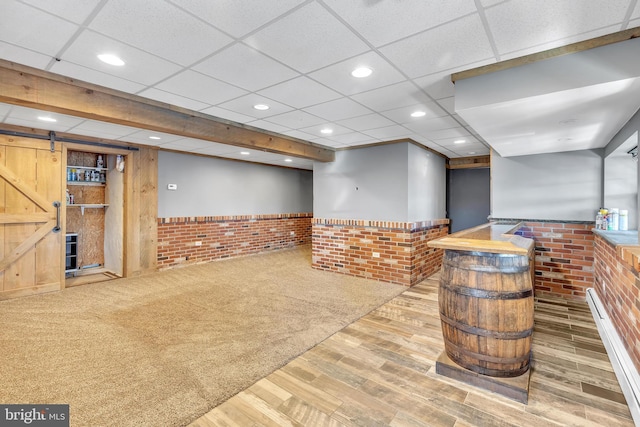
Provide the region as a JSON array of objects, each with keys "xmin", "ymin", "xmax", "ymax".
[{"xmin": 167, "ymin": 184, "xmax": 177, "ymax": 190}]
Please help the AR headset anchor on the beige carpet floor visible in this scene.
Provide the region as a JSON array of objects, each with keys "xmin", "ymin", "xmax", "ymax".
[{"xmin": 0, "ymin": 246, "xmax": 405, "ymax": 426}]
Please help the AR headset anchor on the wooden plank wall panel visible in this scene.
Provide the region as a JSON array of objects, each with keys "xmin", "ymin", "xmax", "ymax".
[
  {"xmin": 35, "ymin": 147, "xmax": 62, "ymax": 286},
  {"xmin": 125, "ymin": 147, "xmax": 158, "ymax": 276},
  {"xmin": 4, "ymin": 146, "xmax": 37, "ymax": 290}
]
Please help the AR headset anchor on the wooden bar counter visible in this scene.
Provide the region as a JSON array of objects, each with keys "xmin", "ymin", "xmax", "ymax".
[{"xmin": 428, "ymin": 222, "xmax": 535, "ymax": 403}]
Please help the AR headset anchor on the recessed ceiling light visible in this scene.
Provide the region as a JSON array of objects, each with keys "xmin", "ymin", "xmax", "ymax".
[
  {"xmin": 284, "ymin": 158, "xmax": 293, "ymax": 163},
  {"xmin": 468, "ymin": 151, "xmax": 476, "ymax": 155},
  {"xmin": 240, "ymin": 151, "xmax": 250, "ymax": 155},
  {"xmin": 410, "ymin": 111, "xmax": 426, "ymax": 118},
  {"xmin": 149, "ymin": 136, "xmax": 161, "ymax": 140},
  {"xmin": 253, "ymin": 104, "xmax": 270, "ymax": 111},
  {"xmin": 320, "ymin": 128, "xmax": 333, "ymax": 134},
  {"xmin": 351, "ymin": 67, "xmax": 373, "ymax": 78},
  {"xmin": 97, "ymin": 53, "xmax": 125, "ymax": 66},
  {"xmin": 454, "ymin": 139, "xmax": 466, "ymax": 144},
  {"xmin": 37, "ymin": 116, "xmax": 57, "ymax": 122},
  {"xmin": 559, "ymin": 119, "xmax": 577, "ymax": 125},
  {"xmin": 557, "ymin": 137, "xmax": 573, "ymax": 142}
]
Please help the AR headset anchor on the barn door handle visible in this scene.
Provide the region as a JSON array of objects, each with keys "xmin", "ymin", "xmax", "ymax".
[{"xmin": 53, "ymin": 201, "xmax": 61, "ymax": 233}]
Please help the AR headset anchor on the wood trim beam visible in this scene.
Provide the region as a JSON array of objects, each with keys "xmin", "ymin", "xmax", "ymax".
[
  {"xmin": 452, "ymin": 26, "xmax": 640, "ymax": 83},
  {"xmin": 0, "ymin": 60, "xmax": 334, "ymax": 162},
  {"xmin": 447, "ymin": 155, "xmax": 490, "ymax": 169}
]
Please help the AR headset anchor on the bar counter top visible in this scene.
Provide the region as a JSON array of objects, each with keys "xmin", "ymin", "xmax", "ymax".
[{"xmin": 428, "ymin": 222, "xmax": 534, "ymax": 255}]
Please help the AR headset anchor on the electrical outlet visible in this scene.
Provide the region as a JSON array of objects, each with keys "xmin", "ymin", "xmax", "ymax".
[
  {"xmin": 194, "ymin": 241, "xmax": 202, "ymax": 246},
  {"xmin": 372, "ymin": 252, "xmax": 380, "ymax": 258}
]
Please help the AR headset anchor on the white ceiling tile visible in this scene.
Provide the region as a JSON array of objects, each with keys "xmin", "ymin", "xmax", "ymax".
[
  {"xmin": 336, "ymin": 113, "xmax": 396, "ymax": 132},
  {"xmin": 61, "ymin": 31, "xmax": 183, "ymax": 86},
  {"xmin": 199, "ymin": 106, "xmax": 255, "ymax": 124},
  {"xmin": 21, "ymin": 0, "xmax": 102, "ymax": 24},
  {"xmin": 486, "ymin": 0, "xmax": 630, "ymax": 55},
  {"xmin": 0, "ymin": 103, "xmax": 13, "ymax": 119},
  {"xmin": 244, "ymin": 2, "xmax": 369, "ymax": 73},
  {"xmin": 217, "ymin": 93, "xmax": 294, "ymax": 119},
  {"xmin": 339, "ymin": 139, "xmax": 380, "ymax": 147},
  {"xmin": 433, "ymin": 135, "xmax": 480, "ymax": 147},
  {"xmin": 281, "ymin": 130, "xmax": 318, "ymax": 141},
  {"xmin": 245, "ymin": 120, "xmax": 292, "ymax": 134},
  {"xmin": 194, "ymin": 44, "xmax": 299, "ymax": 91},
  {"xmin": 323, "ymin": 0, "xmax": 478, "ymax": 47},
  {"xmin": 326, "ymin": 132, "xmax": 379, "ymax": 145},
  {"xmin": 302, "ymin": 98, "xmax": 372, "ymax": 122},
  {"xmin": 265, "ymin": 110, "xmax": 326, "ymax": 129},
  {"xmin": 351, "ymin": 81, "xmax": 433, "ymax": 111},
  {"xmin": 380, "ymin": 14, "xmax": 495, "ymax": 78},
  {"xmin": 413, "ymin": 58, "xmax": 495, "ymax": 99},
  {"xmin": 257, "ymin": 77, "xmax": 341, "ymax": 109},
  {"xmin": 403, "ymin": 116, "xmax": 460, "ymax": 133},
  {"xmin": 298, "ymin": 124, "xmax": 353, "ymax": 138},
  {"xmin": 499, "ymin": 25, "xmax": 622, "ymax": 60},
  {"xmin": 154, "ymin": 70, "xmax": 247, "ymax": 105},
  {"xmin": 310, "ymin": 139, "xmax": 348, "ymax": 149},
  {"xmin": 380, "ymin": 102, "xmax": 448, "ymax": 124},
  {"xmin": 120, "ymin": 130, "xmax": 185, "ymax": 145},
  {"xmin": 89, "ymin": 0, "xmax": 232, "ymax": 66},
  {"xmin": 361, "ymin": 125, "xmax": 412, "ymax": 140},
  {"xmin": 0, "ymin": 41, "xmax": 53, "ymax": 69},
  {"xmin": 4, "ymin": 107, "xmax": 85, "ymax": 132},
  {"xmin": 68, "ymin": 120, "xmax": 140, "ymax": 139},
  {"xmin": 308, "ymin": 51, "xmax": 407, "ymax": 95},
  {"xmin": 50, "ymin": 61, "xmax": 146, "ymax": 94},
  {"xmin": 480, "ymin": 0, "xmax": 507, "ymax": 7},
  {"xmin": 436, "ymin": 97, "xmax": 455, "ymax": 114},
  {"xmin": 137, "ymin": 88, "xmax": 210, "ymax": 111},
  {"xmin": 1, "ymin": 2, "xmax": 78, "ymax": 55},
  {"xmin": 192, "ymin": 142, "xmax": 245, "ymax": 156},
  {"xmin": 170, "ymin": 0, "xmax": 306, "ymax": 38},
  {"xmin": 424, "ymin": 127, "xmax": 473, "ymax": 141}
]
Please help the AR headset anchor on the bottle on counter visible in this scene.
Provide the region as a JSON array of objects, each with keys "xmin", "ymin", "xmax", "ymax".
[
  {"xmin": 620, "ymin": 209, "xmax": 629, "ymax": 231},
  {"xmin": 97, "ymin": 155, "xmax": 104, "ymax": 168},
  {"xmin": 596, "ymin": 210, "xmax": 604, "ymax": 230},
  {"xmin": 598, "ymin": 209, "xmax": 609, "ymax": 230},
  {"xmin": 608, "ymin": 208, "xmax": 619, "ymax": 231}
]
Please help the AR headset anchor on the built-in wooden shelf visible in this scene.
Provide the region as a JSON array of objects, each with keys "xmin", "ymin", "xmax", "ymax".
[
  {"xmin": 67, "ymin": 181, "xmax": 106, "ymax": 186},
  {"xmin": 67, "ymin": 204, "xmax": 109, "ymax": 215}
]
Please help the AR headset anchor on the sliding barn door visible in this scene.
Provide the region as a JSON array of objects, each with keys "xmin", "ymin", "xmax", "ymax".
[{"xmin": 0, "ymin": 135, "xmax": 63, "ymax": 300}]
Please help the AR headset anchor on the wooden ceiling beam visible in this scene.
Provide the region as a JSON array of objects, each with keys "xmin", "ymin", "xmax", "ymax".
[{"xmin": 0, "ymin": 60, "xmax": 334, "ymax": 162}]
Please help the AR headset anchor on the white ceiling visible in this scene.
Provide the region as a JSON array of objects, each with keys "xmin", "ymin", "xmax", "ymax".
[{"xmin": 1, "ymin": 0, "xmax": 639, "ymax": 170}]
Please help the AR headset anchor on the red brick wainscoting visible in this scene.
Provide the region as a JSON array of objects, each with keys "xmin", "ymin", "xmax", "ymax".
[
  {"xmin": 594, "ymin": 235, "xmax": 640, "ymax": 372},
  {"xmin": 311, "ymin": 219, "xmax": 449, "ymax": 287},
  {"xmin": 157, "ymin": 213, "xmax": 312, "ymax": 269},
  {"xmin": 516, "ymin": 222, "xmax": 595, "ymax": 300}
]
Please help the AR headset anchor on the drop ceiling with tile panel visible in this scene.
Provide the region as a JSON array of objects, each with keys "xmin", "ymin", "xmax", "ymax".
[{"xmin": 1, "ymin": 0, "xmax": 640, "ymax": 169}]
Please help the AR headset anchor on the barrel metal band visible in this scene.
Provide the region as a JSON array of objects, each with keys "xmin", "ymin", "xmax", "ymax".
[
  {"xmin": 446, "ymin": 349, "xmax": 531, "ymax": 378},
  {"xmin": 442, "ymin": 260, "xmax": 530, "ymax": 274},
  {"xmin": 440, "ymin": 280, "xmax": 533, "ymax": 300},
  {"xmin": 440, "ymin": 313, "xmax": 533, "ymax": 339},
  {"xmin": 445, "ymin": 340, "xmax": 532, "ymax": 365}
]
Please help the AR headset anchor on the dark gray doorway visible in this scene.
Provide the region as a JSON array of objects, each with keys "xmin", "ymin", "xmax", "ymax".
[{"xmin": 447, "ymin": 168, "xmax": 490, "ymax": 233}]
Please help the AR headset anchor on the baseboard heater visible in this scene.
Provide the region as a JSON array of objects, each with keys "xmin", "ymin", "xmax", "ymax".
[{"xmin": 586, "ymin": 287, "xmax": 640, "ymax": 426}]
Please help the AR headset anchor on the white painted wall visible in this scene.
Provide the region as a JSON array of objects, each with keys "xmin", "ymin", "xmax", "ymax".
[
  {"xmin": 313, "ymin": 143, "xmax": 409, "ymax": 221},
  {"xmin": 157, "ymin": 151, "xmax": 312, "ymax": 217},
  {"xmin": 407, "ymin": 144, "xmax": 446, "ymax": 221},
  {"xmin": 492, "ymin": 149, "xmax": 602, "ymax": 221}
]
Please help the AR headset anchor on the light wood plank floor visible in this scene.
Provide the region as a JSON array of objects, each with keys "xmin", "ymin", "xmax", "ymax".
[{"xmin": 189, "ymin": 274, "xmax": 634, "ymax": 426}]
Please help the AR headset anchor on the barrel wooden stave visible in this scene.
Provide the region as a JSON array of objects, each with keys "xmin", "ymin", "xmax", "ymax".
[{"xmin": 439, "ymin": 249, "xmax": 534, "ymax": 377}]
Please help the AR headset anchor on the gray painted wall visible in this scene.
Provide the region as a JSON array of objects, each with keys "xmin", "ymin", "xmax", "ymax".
[
  {"xmin": 447, "ymin": 168, "xmax": 490, "ymax": 233},
  {"xmin": 605, "ymin": 107, "xmax": 640, "ymax": 232},
  {"xmin": 407, "ymin": 144, "xmax": 446, "ymax": 221},
  {"xmin": 158, "ymin": 151, "xmax": 312, "ymax": 217},
  {"xmin": 313, "ymin": 143, "xmax": 408, "ymax": 221},
  {"xmin": 313, "ymin": 142, "xmax": 446, "ymax": 222},
  {"xmin": 492, "ymin": 149, "xmax": 602, "ymax": 221}
]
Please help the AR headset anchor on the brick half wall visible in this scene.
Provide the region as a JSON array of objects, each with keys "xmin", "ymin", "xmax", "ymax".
[
  {"xmin": 311, "ymin": 218, "xmax": 449, "ymax": 287},
  {"xmin": 593, "ymin": 234, "xmax": 640, "ymax": 373},
  {"xmin": 157, "ymin": 213, "xmax": 312, "ymax": 269}
]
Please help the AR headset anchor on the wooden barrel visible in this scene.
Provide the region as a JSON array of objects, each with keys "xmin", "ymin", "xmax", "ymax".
[{"xmin": 439, "ymin": 249, "xmax": 534, "ymax": 377}]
